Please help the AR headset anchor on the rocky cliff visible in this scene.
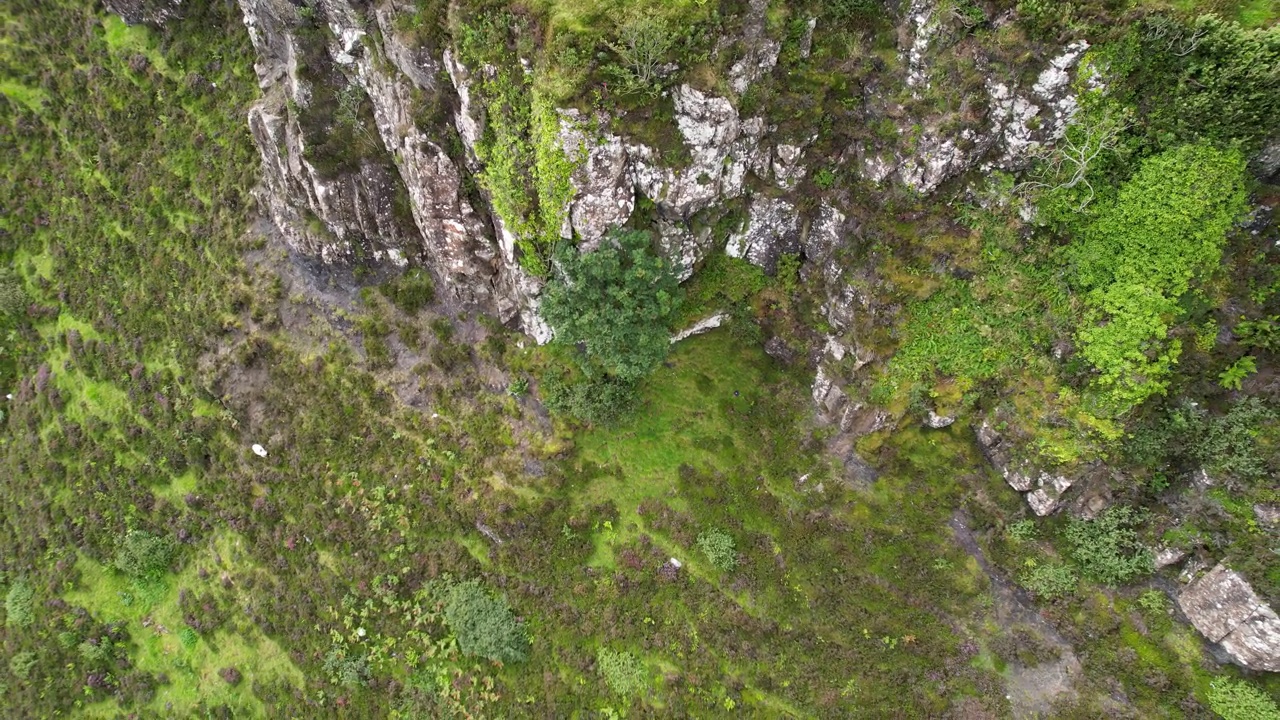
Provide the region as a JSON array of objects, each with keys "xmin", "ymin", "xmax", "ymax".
[{"xmin": 224, "ymin": 0, "xmax": 1098, "ymax": 351}]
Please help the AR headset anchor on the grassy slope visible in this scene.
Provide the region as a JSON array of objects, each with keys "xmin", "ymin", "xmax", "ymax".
[{"xmin": 0, "ymin": 0, "xmax": 1276, "ymax": 717}]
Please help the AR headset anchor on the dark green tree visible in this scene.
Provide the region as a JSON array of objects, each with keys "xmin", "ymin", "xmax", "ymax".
[{"xmin": 540, "ymin": 228, "xmax": 680, "ymax": 383}]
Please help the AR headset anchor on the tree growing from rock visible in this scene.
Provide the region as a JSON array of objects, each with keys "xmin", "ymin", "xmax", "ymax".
[{"xmin": 541, "ymin": 228, "xmax": 680, "ymax": 384}]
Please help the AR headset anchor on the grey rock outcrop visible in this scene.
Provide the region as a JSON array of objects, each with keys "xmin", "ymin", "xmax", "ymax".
[
  {"xmin": 671, "ymin": 314, "xmax": 726, "ymax": 344},
  {"xmin": 863, "ymin": 2, "xmax": 1091, "ymax": 194},
  {"xmin": 630, "ymin": 85, "xmax": 769, "ymax": 220},
  {"xmin": 925, "ymin": 411, "xmax": 955, "ymax": 429},
  {"xmin": 727, "ymin": 0, "xmax": 781, "ymax": 95},
  {"xmin": 726, "ymin": 197, "xmax": 800, "ymax": 274},
  {"xmin": 1178, "ymin": 563, "xmax": 1280, "ymax": 672},
  {"xmin": 104, "ymin": 0, "xmax": 183, "ymax": 25},
  {"xmin": 557, "ymin": 110, "xmax": 634, "ymax": 247},
  {"xmin": 977, "ymin": 421, "xmax": 1076, "ymax": 516}
]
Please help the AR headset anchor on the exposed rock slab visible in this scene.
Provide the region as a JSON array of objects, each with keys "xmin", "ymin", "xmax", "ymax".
[
  {"xmin": 1178, "ymin": 563, "xmax": 1280, "ymax": 672},
  {"xmin": 726, "ymin": 196, "xmax": 800, "ymax": 274}
]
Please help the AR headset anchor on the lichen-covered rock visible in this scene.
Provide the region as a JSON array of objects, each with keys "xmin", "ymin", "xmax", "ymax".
[
  {"xmin": 865, "ymin": 29, "xmax": 1090, "ymax": 193},
  {"xmin": 557, "ymin": 110, "xmax": 634, "ymax": 247},
  {"xmin": 104, "ymin": 0, "xmax": 183, "ymax": 25},
  {"xmin": 976, "ymin": 420, "xmax": 1077, "ymax": 516},
  {"xmin": 725, "ymin": 196, "xmax": 800, "ymax": 274},
  {"xmin": 670, "ymin": 314, "xmax": 726, "ymax": 344},
  {"xmin": 1178, "ymin": 563, "xmax": 1280, "ymax": 672},
  {"xmin": 925, "ymin": 411, "xmax": 955, "ymax": 429},
  {"xmin": 726, "ymin": 0, "xmax": 781, "ymax": 95},
  {"xmin": 629, "ymin": 85, "xmax": 768, "ymax": 219}
]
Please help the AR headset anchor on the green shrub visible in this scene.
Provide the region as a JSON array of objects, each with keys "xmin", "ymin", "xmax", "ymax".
[
  {"xmin": 322, "ymin": 643, "xmax": 371, "ymax": 687},
  {"xmin": 4, "ymin": 581, "xmax": 34, "ymax": 628},
  {"xmin": 8, "ymin": 652, "xmax": 36, "ymax": 680},
  {"xmin": 1219, "ymin": 356, "xmax": 1257, "ymax": 390},
  {"xmin": 1108, "ymin": 16, "xmax": 1280, "ymax": 153},
  {"xmin": 1206, "ymin": 678, "xmax": 1280, "ymax": 720},
  {"xmin": 697, "ymin": 528, "xmax": 738, "ymax": 571},
  {"xmin": 114, "ymin": 530, "xmax": 177, "ymax": 580},
  {"xmin": 1063, "ymin": 506, "xmax": 1153, "ymax": 586},
  {"xmin": 1137, "ymin": 589, "xmax": 1167, "ymax": 614},
  {"xmin": 379, "ymin": 268, "xmax": 436, "ymax": 315},
  {"xmin": 597, "ymin": 648, "xmax": 647, "ymax": 697},
  {"xmin": 1020, "ymin": 562, "xmax": 1078, "ymax": 600},
  {"xmin": 443, "ymin": 579, "xmax": 529, "ymax": 664},
  {"xmin": 0, "ymin": 268, "xmax": 26, "ymax": 317},
  {"xmin": 541, "ymin": 228, "xmax": 680, "ymax": 383},
  {"xmin": 1006, "ymin": 520, "xmax": 1038, "ymax": 543},
  {"xmin": 541, "ymin": 376, "xmax": 639, "ymax": 426},
  {"xmin": 178, "ymin": 627, "xmax": 199, "ymax": 650},
  {"xmin": 78, "ymin": 640, "xmax": 110, "ymax": 664}
]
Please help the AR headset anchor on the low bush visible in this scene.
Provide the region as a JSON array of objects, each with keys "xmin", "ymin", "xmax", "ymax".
[
  {"xmin": 379, "ymin": 268, "xmax": 436, "ymax": 315},
  {"xmin": 114, "ymin": 531, "xmax": 177, "ymax": 580},
  {"xmin": 597, "ymin": 647, "xmax": 647, "ymax": 697},
  {"xmin": 1020, "ymin": 562, "xmax": 1078, "ymax": 600},
  {"xmin": 696, "ymin": 528, "xmax": 738, "ymax": 571},
  {"xmin": 1063, "ymin": 507, "xmax": 1153, "ymax": 586},
  {"xmin": 5, "ymin": 580, "xmax": 34, "ymax": 627},
  {"xmin": 443, "ymin": 579, "xmax": 529, "ymax": 664}
]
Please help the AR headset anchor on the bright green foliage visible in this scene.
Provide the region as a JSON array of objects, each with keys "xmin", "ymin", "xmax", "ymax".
[
  {"xmin": 443, "ymin": 579, "xmax": 529, "ymax": 664},
  {"xmin": 1067, "ymin": 144, "xmax": 1247, "ymax": 414},
  {"xmin": 597, "ymin": 648, "xmax": 647, "ymax": 697},
  {"xmin": 113, "ymin": 530, "xmax": 177, "ymax": 580},
  {"xmin": 1020, "ymin": 563, "xmax": 1078, "ymax": 600},
  {"xmin": 1075, "ymin": 284, "xmax": 1181, "ymax": 410},
  {"xmin": 1219, "ymin": 356, "xmax": 1257, "ymax": 390},
  {"xmin": 1206, "ymin": 678, "xmax": 1280, "ymax": 720},
  {"xmin": 541, "ymin": 229, "xmax": 680, "ymax": 383},
  {"xmin": 1063, "ymin": 506, "xmax": 1154, "ymax": 586},
  {"xmin": 696, "ymin": 527, "xmax": 738, "ymax": 571},
  {"xmin": 178, "ymin": 626, "xmax": 199, "ymax": 649},
  {"xmin": 5, "ymin": 580, "xmax": 34, "ymax": 627}
]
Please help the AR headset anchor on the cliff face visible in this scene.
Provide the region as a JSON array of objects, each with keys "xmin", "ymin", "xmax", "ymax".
[{"xmin": 228, "ymin": 0, "xmax": 1092, "ymax": 341}]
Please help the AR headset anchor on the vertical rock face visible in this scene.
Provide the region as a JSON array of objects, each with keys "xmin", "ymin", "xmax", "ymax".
[
  {"xmin": 238, "ymin": 0, "xmax": 522, "ymax": 314},
  {"xmin": 222, "ymin": 0, "xmax": 1104, "ymax": 344},
  {"xmin": 240, "ymin": 0, "xmax": 425, "ymax": 267},
  {"xmin": 726, "ymin": 197, "xmax": 800, "ymax": 275},
  {"xmin": 1179, "ymin": 563, "xmax": 1280, "ymax": 672}
]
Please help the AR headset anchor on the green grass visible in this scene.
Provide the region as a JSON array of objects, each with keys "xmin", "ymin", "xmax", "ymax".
[
  {"xmin": 65, "ymin": 534, "xmax": 305, "ymax": 717},
  {"xmin": 0, "ymin": 80, "xmax": 47, "ymax": 112},
  {"xmin": 574, "ymin": 329, "xmax": 815, "ymax": 552}
]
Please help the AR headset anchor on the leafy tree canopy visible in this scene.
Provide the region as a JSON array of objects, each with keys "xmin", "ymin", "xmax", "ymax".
[{"xmin": 540, "ymin": 228, "xmax": 680, "ymax": 383}]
